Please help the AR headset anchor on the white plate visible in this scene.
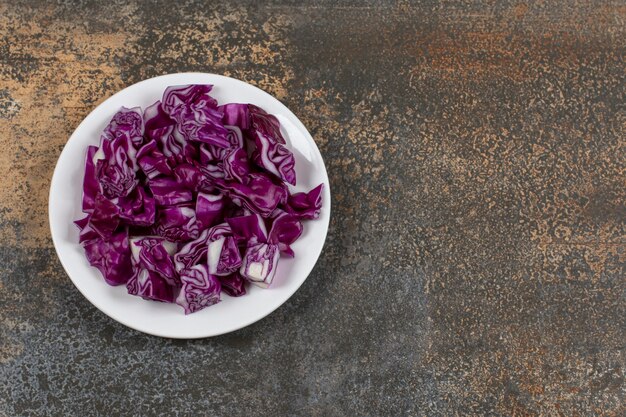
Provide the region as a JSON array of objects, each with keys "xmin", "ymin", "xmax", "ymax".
[{"xmin": 49, "ymin": 73, "xmax": 330, "ymax": 338}]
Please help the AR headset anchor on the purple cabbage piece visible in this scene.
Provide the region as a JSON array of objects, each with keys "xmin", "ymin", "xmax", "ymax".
[
  {"xmin": 227, "ymin": 213, "xmax": 268, "ymax": 244},
  {"xmin": 88, "ymin": 193, "xmax": 120, "ymax": 239},
  {"xmin": 217, "ymin": 173, "xmax": 286, "ymax": 217},
  {"xmin": 208, "ymin": 126, "xmax": 247, "ymax": 182},
  {"xmin": 80, "ymin": 227, "xmax": 133, "ymax": 286},
  {"xmin": 196, "ymin": 192, "xmax": 225, "ymax": 231},
  {"xmin": 150, "ymin": 125, "xmax": 182, "ymax": 157},
  {"xmin": 127, "ymin": 268, "xmax": 177, "ymax": 303},
  {"xmin": 276, "ymin": 180, "xmax": 290, "ymax": 206},
  {"xmin": 225, "ymin": 125, "xmax": 244, "ymax": 148},
  {"xmin": 197, "ymin": 126, "xmax": 243, "ymax": 164},
  {"xmin": 161, "ymin": 85, "xmax": 230, "ymax": 148},
  {"xmin": 219, "ymin": 103, "xmax": 250, "ymax": 129},
  {"xmin": 173, "ymin": 223, "xmax": 231, "ymax": 272},
  {"xmin": 82, "ymin": 146, "xmax": 100, "ymax": 213},
  {"xmin": 144, "ymin": 101, "xmax": 196, "ymax": 158},
  {"xmin": 95, "ymin": 108, "xmax": 142, "ymax": 199},
  {"xmin": 199, "ymin": 143, "xmax": 223, "ymax": 164},
  {"xmin": 75, "ymin": 215, "xmax": 101, "ymax": 245},
  {"xmin": 285, "ymin": 183, "xmax": 324, "ymax": 220},
  {"xmin": 206, "ymin": 236, "xmax": 226, "ymax": 275},
  {"xmin": 74, "ymin": 215, "xmax": 90, "ymax": 232},
  {"xmin": 222, "ymin": 147, "xmax": 250, "ymax": 183},
  {"xmin": 173, "ymin": 163, "xmax": 205, "ymax": 190},
  {"xmin": 155, "ymin": 205, "xmax": 199, "ymax": 241},
  {"xmin": 95, "ymin": 138, "xmax": 139, "ymax": 200},
  {"xmin": 175, "ymin": 264, "xmax": 221, "ymax": 314},
  {"xmin": 249, "ymin": 104, "xmax": 285, "ymax": 145},
  {"xmin": 165, "ymin": 152, "xmax": 199, "ymax": 170},
  {"xmin": 223, "ymin": 204, "xmax": 249, "ymax": 219},
  {"xmin": 144, "ymin": 100, "xmax": 175, "ymax": 133},
  {"xmin": 102, "ymin": 106, "xmax": 144, "ymax": 147},
  {"xmin": 131, "ymin": 237, "xmax": 179, "ymax": 286},
  {"xmin": 199, "ymin": 163, "xmax": 226, "ymax": 182},
  {"xmin": 173, "ymin": 229, "xmax": 209, "ymax": 272},
  {"xmin": 218, "ymin": 272, "xmax": 247, "ymax": 297},
  {"xmin": 117, "ymin": 186, "xmax": 156, "ymax": 227},
  {"xmin": 137, "ymin": 139, "xmax": 173, "ymax": 179},
  {"xmin": 149, "ymin": 177, "xmax": 193, "ymax": 206},
  {"xmin": 162, "ymin": 85, "xmax": 217, "ymax": 118},
  {"xmin": 178, "ymin": 106, "xmax": 229, "ymax": 148},
  {"xmin": 247, "ymin": 106, "xmax": 295, "ymax": 186},
  {"xmin": 251, "ymin": 132, "xmax": 296, "ymax": 185},
  {"xmin": 269, "ymin": 210, "xmax": 303, "ymax": 256},
  {"xmin": 219, "ymin": 103, "xmax": 295, "ymax": 185},
  {"xmin": 206, "ymin": 223, "xmax": 233, "ymax": 239},
  {"xmin": 240, "ymin": 243, "xmax": 280, "ymax": 288},
  {"xmin": 207, "ymin": 236, "xmax": 242, "ymax": 276}
]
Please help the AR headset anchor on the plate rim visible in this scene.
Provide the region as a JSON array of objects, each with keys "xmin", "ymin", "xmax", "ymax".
[{"xmin": 48, "ymin": 72, "xmax": 331, "ymax": 339}]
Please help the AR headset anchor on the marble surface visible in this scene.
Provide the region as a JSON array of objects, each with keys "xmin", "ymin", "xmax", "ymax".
[{"xmin": 0, "ymin": 1, "xmax": 624, "ymax": 415}]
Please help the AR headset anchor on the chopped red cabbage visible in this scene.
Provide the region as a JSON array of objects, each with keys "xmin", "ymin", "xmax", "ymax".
[
  {"xmin": 173, "ymin": 223, "xmax": 231, "ymax": 272},
  {"xmin": 75, "ymin": 85, "xmax": 324, "ymax": 313},
  {"xmin": 95, "ymin": 108, "xmax": 142, "ymax": 199},
  {"xmin": 285, "ymin": 183, "xmax": 324, "ymax": 220},
  {"xmin": 162, "ymin": 84, "xmax": 230, "ymax": 148},
  {"xmin": 227, "ymin": 213, "xmax": 268, "ymax": 244},
  {"xmin": 77, "ymin": 225, "xmax": 132, "ymax": 286},
  {"xmin": 155, "ymin": 205, "xmax": 199, "ymax": 242},
  {"xmin": 175, "ymin": 264, "xmax": 221, "ymax": 314},
  {"xmin": 218, "ymin": 272, "xmax": 247, "ymax": 297},
  {"xmin": 216, "ymin": 173, "xmax": 286, "ymax": 217},
  {"xmin": 240, "ymin": 243, "xmax": 280, "ymax": 288},
  {"xmin": 269, "ymin": 210, "xmax": 303, "ymax": 256},
  {"xmin": 137, "ymin": 139, "xmax": 173, "ymax": 179},
  {"xmin": 251, "ymin": 131, "xmax": 296, "ymax": 185},
  {"xmin": 127, "ymin": 268, "xmax": 178, "ymax": 303},
  {"xmin": 88, "ymin": 193, "xmax": 120, "ymax": 239},
  {"xmin": 149, "ymin": 177, "xmax": 193, "ymax": 206},
  {"xmin": 81, "ymin": 146, "xmax": 100, "ymax": 213},
  {"xmin": 102, "ymin": 106, "xmax": 144, "ymax": 147},
  {"xmin": 130, "ymin": 237, "xmax": 179, "ymax": 286},
  {"xmin": 117, "ymin": 187, "xmax": 156, "ymax": 227},
  {"xmin": 196, "ymin": 192, "xmax": 225, "ymax": 231}
]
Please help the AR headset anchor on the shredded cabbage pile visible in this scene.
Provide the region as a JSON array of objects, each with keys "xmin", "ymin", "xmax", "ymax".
[{"xmin": 75, "ymin": 85, "xmax": 323, "ymax": 314}]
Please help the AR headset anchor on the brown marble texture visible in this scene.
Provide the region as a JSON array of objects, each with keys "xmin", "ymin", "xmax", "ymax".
[{"xmin": 0, "ymin": 1, "xmax": 624, "ymax": 416}]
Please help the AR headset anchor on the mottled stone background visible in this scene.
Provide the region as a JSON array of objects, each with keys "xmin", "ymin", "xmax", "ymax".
[{"xmin": 1, "ymin": 0, "xmax": 624, "ymax": 416}]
